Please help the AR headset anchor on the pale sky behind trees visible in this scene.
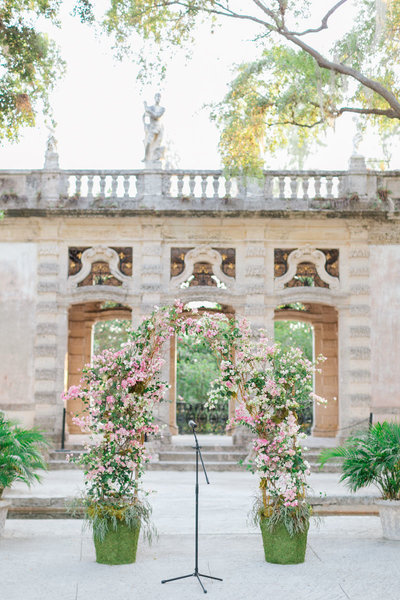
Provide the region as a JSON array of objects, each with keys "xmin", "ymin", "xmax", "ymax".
[{"xmin": 0, "ymin": 1, "xmax": 398, "ymax": 171}]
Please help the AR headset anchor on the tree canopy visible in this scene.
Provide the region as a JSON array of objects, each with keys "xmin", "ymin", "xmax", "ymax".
[
  {"xmin": 83, "ymin": 0, "xmax": 400, "ymax": 174},
  {"xmin": 3, "ymin": 1, "xmax": 400, "ymax": 172},
  {"xmin": 0, "ymin": 0, "xmax": 65, "ymax": 141}
]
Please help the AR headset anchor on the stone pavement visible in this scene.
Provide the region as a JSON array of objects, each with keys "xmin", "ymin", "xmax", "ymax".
[{"xmin": 1, "ymin": 470, "xmax": 398, "ymax": 600}]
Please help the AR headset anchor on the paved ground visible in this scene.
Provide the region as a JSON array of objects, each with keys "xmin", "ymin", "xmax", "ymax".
[{"xmin": 1, "ymin": 470, "xmax": 397, "ymax": 600}]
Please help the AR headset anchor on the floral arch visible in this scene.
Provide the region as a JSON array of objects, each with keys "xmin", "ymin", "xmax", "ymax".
[{"xmin": 64, "ymin": 300, "xmax": 323, "ymax": 540}]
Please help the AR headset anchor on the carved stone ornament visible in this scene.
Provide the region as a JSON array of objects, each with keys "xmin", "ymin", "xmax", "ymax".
[
  {"xmin": 170, "ymin": 245, "xmax": 233, "ymax": 289},
  {"xmin": 68, "ymin": 246, "xmax": 130, "ymax": 290},
  {"xmin": 275, "ymin": 245, "xmax": 340, "ymax": 290}
]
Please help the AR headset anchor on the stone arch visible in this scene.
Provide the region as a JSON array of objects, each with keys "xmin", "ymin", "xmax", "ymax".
[
  {"xmin": 66, "ymin": 300, "xmax": 132, "ymax": 433},
  {"xmin": 167, "ymin": 300, "xmax": 236, "ymax": 436},
  {"xmin": 274, "ymin": 302, "xmax": 339, "ymax": 437}
]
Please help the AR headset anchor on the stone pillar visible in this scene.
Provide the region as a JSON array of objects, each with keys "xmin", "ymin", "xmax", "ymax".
[
  {"xmin": 66, "ymin": 303, "xmax": 93, "ymax": 433},
  {"xmin": 345, "ymin": 154, "xmax": 377, "ymax": 203},
  {"xmin": 139, "ymin": 238, "xmax": 171, "ymax": 443},
  {"xmin": 338, "ymin": 225, "xmax": 372, "ymax": 439},
  {"xmin": 33, "ymin": 242, "xmax": 64, "ymax": 443},
  {"xmin": 312, "ymin": 308, "xmax": 339, "ymax": 437}
]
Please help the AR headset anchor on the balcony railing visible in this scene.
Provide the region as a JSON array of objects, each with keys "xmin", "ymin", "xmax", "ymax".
[{"xmin": 0, "ymin": 167, "xmax": 399, "ymax": 212}]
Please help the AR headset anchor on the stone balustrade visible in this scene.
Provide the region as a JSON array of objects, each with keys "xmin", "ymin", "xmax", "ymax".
[{"xmin": 0, "ymin": 166, "xmax": 399, "ymax": 212}]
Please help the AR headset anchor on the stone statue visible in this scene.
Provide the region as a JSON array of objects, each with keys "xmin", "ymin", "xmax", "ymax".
[
  {"xmin": 143, "ymin": 93, "xmax": 165, "ymax": 167},
  {"xmin": 352, "ymin": 116, "xmax": 363, "ymax": 156},
  {"xmin": 44, "ymin": 125, "xmax": 59, "ymax": 169}
]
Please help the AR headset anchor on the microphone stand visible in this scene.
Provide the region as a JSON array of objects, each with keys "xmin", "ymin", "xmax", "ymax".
[{"xmin": 161, "ymin": 421, "xmax": 223, "ymax": 594}]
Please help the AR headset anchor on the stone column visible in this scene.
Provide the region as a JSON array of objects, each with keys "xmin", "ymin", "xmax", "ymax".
[
  {"xmin": 33, "ymin": 241, "xmax": 64, "ymax": 443},
  {"xmin": 338, "ymin": 225, "xmax": 372, "ymax": 439},
  {"xmin": 139, "ymin": 237, "xmax": 172, "ymax": 444}
]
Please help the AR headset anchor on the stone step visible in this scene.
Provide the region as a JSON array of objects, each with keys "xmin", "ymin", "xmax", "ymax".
[
  {"xmin": 5, "ymin": 495, "xmax": 381, "ymax": 519},
  {"xmin": 48, "ymin": 460, "xmax": 80, "ymax": 471},
  {"xmin": 146, "ymin": 461, "xmax": 246, "ymax": 471},
  {"xmin": 158, "ymin": 451, "xmax": 247, "ymax": 462}
]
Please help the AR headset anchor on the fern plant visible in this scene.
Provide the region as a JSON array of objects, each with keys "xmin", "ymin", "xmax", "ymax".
[
  {"xmin": 0, "ymin": 412, "xmax": 49, "ymax": 498},
  {"xmin": 320, "ymin": 422, "xmax": 400, "ymax": 500}
]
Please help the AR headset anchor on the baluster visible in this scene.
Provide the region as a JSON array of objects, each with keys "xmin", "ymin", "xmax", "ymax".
[
  {"xmin": 314, "ymin": 176, "xmax": 321, "ymax": 198},
  {"xmin": 264, "ymin": 175, "xmax": 273, "ymax": 199},
  {"xmin": 189, "ymin": 174, "xmax": 196, "ymax": 197},
  {"xmin": 177, "ymin": 174, "xmax": 184, "ymax": 197},
  {"xmin": 75, "ymin": 174, "xmax": 82, "ymax": 197},
  {"xmin": 201, "ymin": 175, "xmax": 208, "ymax": 199},
  {"xmin": 326, "ymin": 175, "xmax": 333, "ymax": 198},
  {"xmin": 123, "ymin": 174, "xmax": 130, "ymax": 199},
  {"xmin": 87, "ymin": 175, "xmax": 94, "ymax": 200},
  {"xmin": 290, "ymin": 176, "xmax": 298, "ymax": 199},
  {"xmin": 224, "ymin": 178, "xmax": 232, "ymax": 197},
  {"xmin": 301, "ymin": 176, "xmax": 309, "ymax": 199},
  {"xmin": 278, "ymin": 176, "xmax": 286, "ymax": 199},
  {"xmin": 213, "ymin": 175, "xmax": 220, "ymax": 199},
  {"xmin": 99, "ymin": 175, "xmax": 106, "ymax": 199},
  {"xmin": 111, "ymin": 174, "xmax": 118, "ymax": 198}
]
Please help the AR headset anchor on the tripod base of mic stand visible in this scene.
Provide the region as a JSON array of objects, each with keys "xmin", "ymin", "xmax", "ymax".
[{"xmin": 161, "ymin": 570, "xmax": 223, "ymax": 594}]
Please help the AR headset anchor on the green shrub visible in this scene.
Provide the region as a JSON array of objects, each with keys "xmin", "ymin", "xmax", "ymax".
[
  {"xmin": 0, "ymin": 412, "xmax": 49, "ymax": 497},
  {"xmin": 320, "ymin": 422, "xmax": 400, "ymax": 500}
]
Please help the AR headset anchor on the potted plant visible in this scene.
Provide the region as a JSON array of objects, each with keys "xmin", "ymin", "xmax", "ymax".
[
  {"xmin": 320, "ymin": 421, "xmax": 400, "ymax": 540},
  {"xmin": 65, "ymin": 302, "xmax": 184, "ymax": 564},
  {"xmin": 0, "ymin": 412, "xmax": 48, "ymax": 534},
  {"xmin": 225, "ymin": 340, "xmax": 325, "ymax": 564}
]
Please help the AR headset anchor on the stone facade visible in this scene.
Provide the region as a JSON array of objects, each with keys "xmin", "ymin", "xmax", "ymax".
[{"xmin": 0, "ymin": 155, "xmax": 399, "ymax": 444}]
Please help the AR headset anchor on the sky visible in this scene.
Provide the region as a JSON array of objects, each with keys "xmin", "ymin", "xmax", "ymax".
[{"xmin": 0, "ymin": 1, "xmax": 397, "ymax": 171}]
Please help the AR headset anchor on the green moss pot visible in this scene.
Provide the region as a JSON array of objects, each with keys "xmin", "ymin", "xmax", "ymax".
[
  {"xmin": 260, "ymin": 518, "xmax": 309, "ymax": 564},
  {"xmin": 94, "ymin": 519, "xmax": 141, "ymax": 565}
]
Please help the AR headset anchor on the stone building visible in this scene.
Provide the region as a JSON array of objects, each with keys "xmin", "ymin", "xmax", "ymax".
[{"xmin": 0, "ymin": 112, "xmax": 399, "ymax": 447}]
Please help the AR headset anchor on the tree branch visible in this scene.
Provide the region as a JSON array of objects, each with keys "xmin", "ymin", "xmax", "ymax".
[
  {"xmin": 266, "ymin": 118, "xmax": 324, "ymax": 129},
  {"xmin": 287, "ymin": 0, "xmax": 349, "ymax": 36},
  {"xmin": 173, "ymin": 1, "xmax": 275, "ymax": 30},
  {"xmin": 335, "ymin": 106, "xmax": 399, "ymax": 118},
  {"xmin": 251, "ymin": 0, "xmax": 281, "ymax": 26},
  {"xmin": 280, "ymin": 30, "xmax": 400, "ymax": 117}
]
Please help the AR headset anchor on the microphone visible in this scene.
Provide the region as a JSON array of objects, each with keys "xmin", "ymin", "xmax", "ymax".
[{"xmin": 188, "ymin": 420, "xmax": 197, "ymax": 429}]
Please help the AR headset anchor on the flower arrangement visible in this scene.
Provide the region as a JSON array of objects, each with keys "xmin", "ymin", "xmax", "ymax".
[
  {"xmin": 64, "ymin": 301, "xmax": 185, "ymax": 544},
  {"xmin": 64, "ymin": 300, "xmax": 325, "ymax": 562}
]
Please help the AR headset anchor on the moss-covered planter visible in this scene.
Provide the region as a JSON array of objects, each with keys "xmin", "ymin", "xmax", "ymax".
[
  {"xmin": 94, "ymin": 519, "xmax": 141, "ymax": 565},
  {"xmin": 260, "ymin": 518, "xmax": 309, "ymax": 564}
]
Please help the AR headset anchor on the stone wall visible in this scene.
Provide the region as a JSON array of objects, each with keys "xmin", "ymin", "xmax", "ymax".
[
  {"xmin": 0, "ymin": 243, "xmax": 37, "ymax": 427},
  {"xmin": 0, "ymin": 211, "xmax": 399, "ymax": 443}
]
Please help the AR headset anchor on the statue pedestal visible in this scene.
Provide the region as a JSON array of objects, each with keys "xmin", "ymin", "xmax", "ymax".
[{"xmin": 142, "ymin": 164, "xmax": 164, "ymax": 198}]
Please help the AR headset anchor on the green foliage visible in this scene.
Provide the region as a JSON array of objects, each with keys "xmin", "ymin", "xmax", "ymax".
[
  {"xmin": 70, "ymin": 494, "xmax": 156, "ymax": 543},
  {"xmin": 0, "ymin": 0, "xmax": 65, "ymax": 141},
  {"xmin": 0, "ymin": 412, "xmax": 49, "ymax": 496},
  {"xmin": 176, "ymin": 334, "xmax": 220, "ymax": 405},
  {"xmin": 320, "ymin": 422, "xmax": 400, "ymax": 500},
  {"xmin": 92, "ymin": 319, "xmax": 131, "ymax": 355},
  {"xmin": 250, "ymin": 493, "xmax": 313, "ymax": 536},
  {"xmin": 274, "ymin": 321, "xmax": 313, "ymax": 362},
  {"xmin": 274, "ymin": 321, "xmax": 313, "ymax": 431}
]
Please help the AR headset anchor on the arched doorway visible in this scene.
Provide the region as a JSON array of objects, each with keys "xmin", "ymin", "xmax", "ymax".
[
  {"xmin": 66, "ymin": 301, "xmax": 132, "ymax": 433},
  {"xmin": 168, "ymin": 301, "xmax": 236, "ymax": 435},
  {"xmin": 274, "ymin": 302, "xmax": 339, "ymax": 437}
]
